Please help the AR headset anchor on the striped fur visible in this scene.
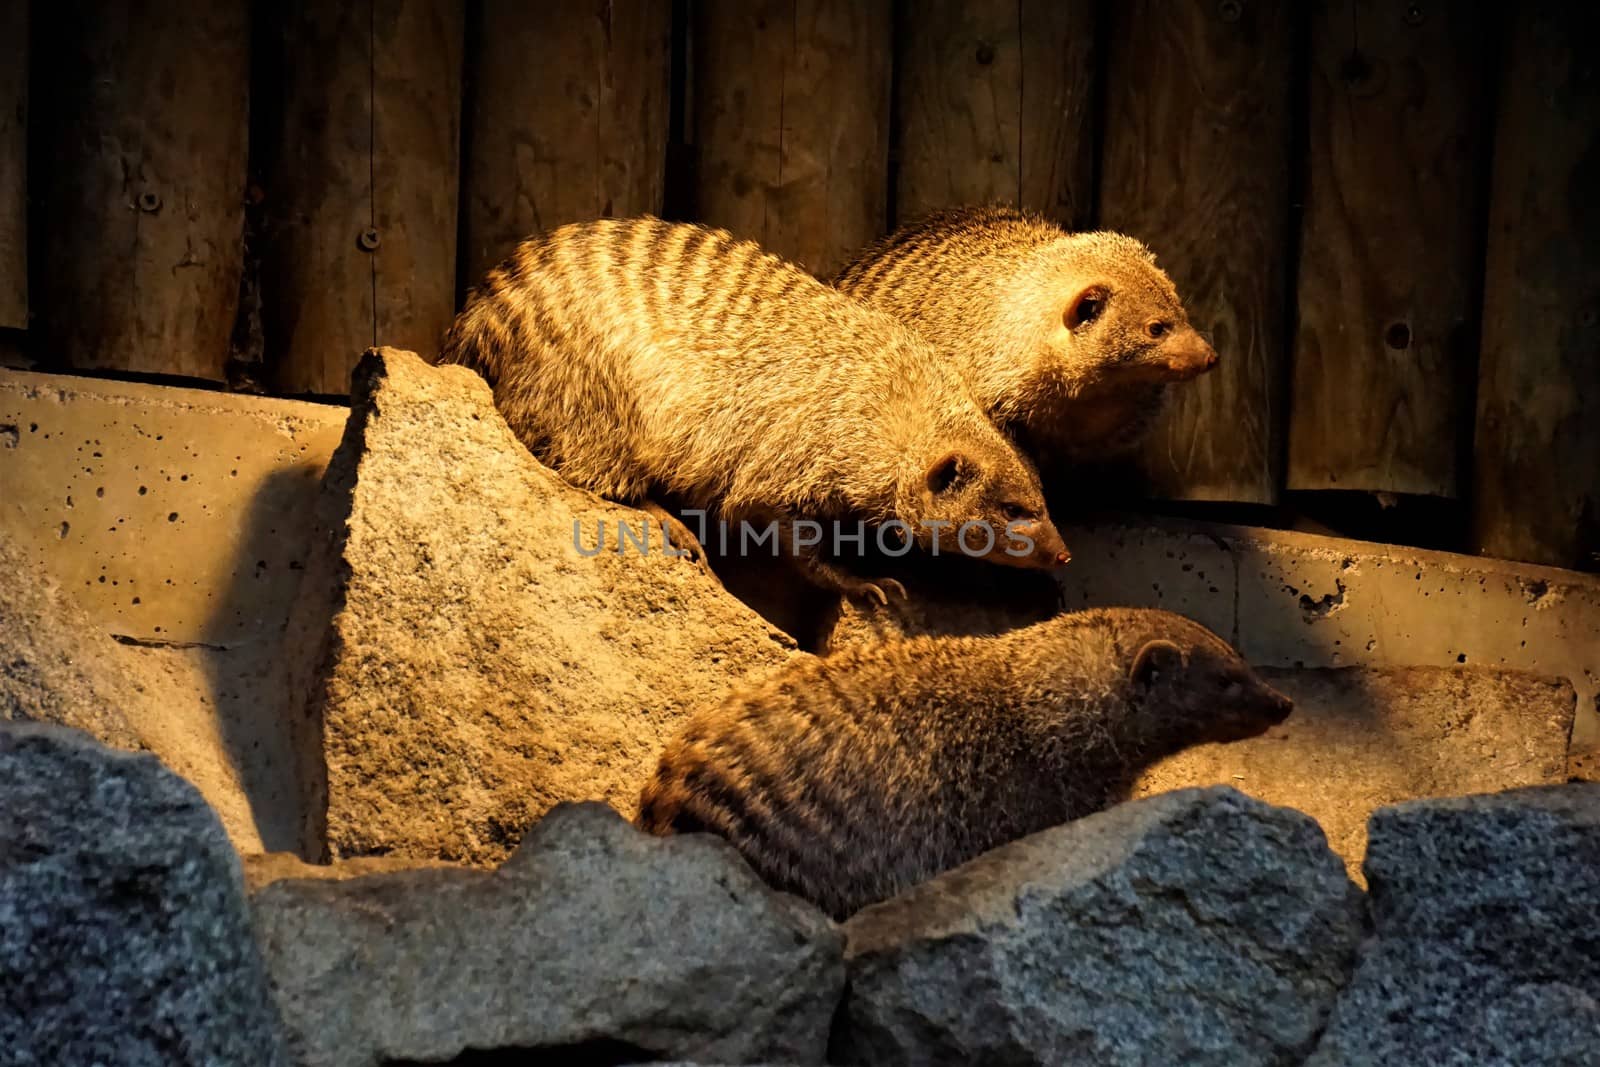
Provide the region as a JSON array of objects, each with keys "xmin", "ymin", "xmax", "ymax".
[
  {"xmin": 439, "ymin": 217, "xmax": 1065, "ymax": 578},
  {"xmin": 834, "ymin": 206, "xmax": 1216, "ymax": 467},
  {"xmin": 637, "ymin": 607, "xmax": 1292, "ymax": 919}
]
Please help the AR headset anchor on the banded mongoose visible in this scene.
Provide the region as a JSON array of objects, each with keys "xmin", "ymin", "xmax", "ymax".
[
  {"xmin": 833, "ymin": 206, "xmax": 1219, "ymax": 467},
  {"xmin": 637, "ymin": 607, "xmax": 1292, "ymax": 919},
  {"xmin": 438, "ymin": 216, "xmax": 1069, "ymax": 602}
]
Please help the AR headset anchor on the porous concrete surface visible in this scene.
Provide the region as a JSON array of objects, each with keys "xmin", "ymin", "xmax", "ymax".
[
  {"xmin": 285, "ymin": 348, "xmax": 798, "ymax": 863},
  {"xmin": 0, "ymin": 533, "xmax": 264, "ymax": 850},
  {"xmin": 1308, "ymin": 784, "xmax": 1600, "ymax": 1064},
  {"xmin": 251, "ymin": 802, "xmax": 844, "ymax": 1067},
  {"xmin": 1, "ymin": 367, "xmax": 346, "ymax": 851},
  {"xmin": 1135, "ymin": 665, "xmax": 1576, "ymax": 881},
  {"xmin": 836, "ymin": 787, "xmax": 1364, "ymax": 1067},
  {"xmin": 0, "ymin": 368, "xmax": 345, "ymax": 642},
  {"xmin": 0, "ymin": 722, "xmax": 288, "ymax": 1067},
  {"xmin": 1057, "ymin": 518, "xmax": 1600, "ymax": 775}
]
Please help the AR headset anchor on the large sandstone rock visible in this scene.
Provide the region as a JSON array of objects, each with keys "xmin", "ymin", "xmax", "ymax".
[
  {"xmin": 1136, "ymin": 665, "xmax": 1575, "ymax": 880},
  {"xmin": 0, "ymin": 722, "xmax": 287, "ymax": 1066},
  {"xmin": 1309, "ymin": 785, "xmax": 1600, "ymax": 1065},
  {"xmin": 0, "ymin": 533, "xmax": 264, "ymax": 850},
  {"xmin": 252, "ymin": 802, "xmax": 844, "ymax": 1067},
  {"xmin": 283, "ymin": 347, "xmax": 798, "ymax": 863},
  {"xmin": 835, "ymin": 787, "xmax": 1364, "ymax": 1067}
]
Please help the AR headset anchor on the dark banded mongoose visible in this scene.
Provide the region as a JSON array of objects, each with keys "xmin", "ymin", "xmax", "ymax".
[
  {"xmin": 438, "ymin": 217, "xmax": 1069, "ymax": 602},
  {"xmin": 637, "ymin": 607, "xmax": 1292, "ymax": 919},
  {"xmin": 833, "ymin": 206, "xmax": 1219, "ymax": 468}
]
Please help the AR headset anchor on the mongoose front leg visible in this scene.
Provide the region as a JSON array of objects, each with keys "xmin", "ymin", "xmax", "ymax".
[
  {"xmin": 772, "ymin": 518, "xmax": 907, "ymax": 605},
  {"xmin": 639, "ymin": 500, "xmax": 716, "ymax": 579}
]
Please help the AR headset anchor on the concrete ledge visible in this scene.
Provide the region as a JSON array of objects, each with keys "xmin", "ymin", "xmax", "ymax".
[{"xmin": 1058, "ymin": 518, "xmax": 1600, "ymax": 773}]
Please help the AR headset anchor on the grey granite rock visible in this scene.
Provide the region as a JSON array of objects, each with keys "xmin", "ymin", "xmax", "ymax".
[
  {"xmin": 252, "ymin": 801, "xmax": 843, "ymax": 1067},
  {"xmin": 0, "ymin": 721, "xmax": 287, "ymax": 1066},
  {"xmin": 836, "ymin": 786, "xmax": 1365, "ymax": 1066},
  {"xmin": 1308, "ymin": 784, "xmax": 1600, "ymax": 1066},
  {"xmin": 281, "ymin": 347, "xmax": 799, "ymax": 864}
]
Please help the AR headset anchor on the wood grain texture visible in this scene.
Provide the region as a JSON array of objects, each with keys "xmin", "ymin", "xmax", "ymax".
[
  {"xmin": 460, "ymin": 1, "xmax": 671, "ymax": 285},
  {"xmin": 893, "ymin": 0, "xmax": 1097, "ymax": 226},
  {"xmin": 263, "ymin": 0, "xmax": 463, "ymax": 395},
  {"xmin": 36, "ymin": 0, "xmax": 248, "ymax": 379},
  {"xmin": 1098, "ymin": 0, "xmax": 1297, "ymax": 504},
  {"xmin": 0, "ymin": 0, "xmax": 25, "ymax": 329},
  {"xmin": 1471, "ymin": 3, "xmax": 1600, "ymax": 571},
  {"xmin": 1287, "ymin": 0, "xmax": 1493, "ymax": 498},
  {"xmin": 691, "ymin": 0, "xmax": 892, "ymax": 277}
]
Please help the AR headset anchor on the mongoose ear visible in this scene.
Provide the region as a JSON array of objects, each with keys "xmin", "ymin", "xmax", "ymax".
[
  {"xmin": 925, "ymin": 451, "xmax": 973, "ymax": 494},
  {"xmin": 1130, "ymin": 639, "xmax": 1187, "ymax": 689},
  {"xmin": 1064, "ymin": 285, "xmax": 1110, "ymax": 329}
]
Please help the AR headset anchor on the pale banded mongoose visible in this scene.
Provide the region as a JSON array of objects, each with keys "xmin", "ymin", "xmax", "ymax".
[
  {"xmin": 833, "ymin": 206, "xmax": 1219, "ymax": 467},
  {"xmin": 637, "ymin": 607, "xmax": 1292, "ymax": 919},
  {"xmin": 438, "ymin": 217, "xmax": 1069, "ymax": 602}
]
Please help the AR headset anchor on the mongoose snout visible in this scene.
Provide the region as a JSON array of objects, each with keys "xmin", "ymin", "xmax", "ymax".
[
  {"xmin": 1153, "ymin": 325, "xmax": 1219, "ymax": 381},
  {"xmin": 994, "ymin": 515, "xmax": 1071, "ymax": 568}
]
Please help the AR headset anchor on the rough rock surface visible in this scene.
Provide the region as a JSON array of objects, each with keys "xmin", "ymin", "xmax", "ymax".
[
  {"xmin": 1309, "ymin": 785, "xmax": 1600, "ymax": 1065},
  {"xmin": 0, "ymin": 722, "xmax": 287, "ymax": 1066},
  {"xmin": 1136, "ymin": 665, "xmax": 1575, "ymax": 880},
  {"xmin": 835, "ymin": 786, "xmax": 1364, "ymax": 1067},
  {"xmin": 252, "ymin": 801, "xmax": 843, "ymax": 1067},
  {"xmin": 283, "ymin": 347, "xmax": 798, "ymax": 863},
  {"xmin": 0, "ymin": 533, "xmax": 264, "ymax": 850}
]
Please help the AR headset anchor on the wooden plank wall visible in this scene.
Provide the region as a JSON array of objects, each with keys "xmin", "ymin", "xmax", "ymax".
[
  {"xmin": 260, "ymin": 0, "xmax": 464, "ymax": 396},
  {"xmin": 1098, "ymin": 0, "xmax": 1296, "ymax": 505},
  {"xmin": 13, "ymin": 0, "xmax": 1599, "ymax": 572},
  {"xmin": 690, "ymin": 0, "xmax": 892, "ymax": 278},
  {"xmin": 892, "ymin": 0, "xmax": 1097, "ymax": 228},
  {"xmin": 1287, "ymin": 0, "xmax": 1492, "ymax": 499},
  {"xmin": 1471, "ymin": 2, "xmax": 1600, "ymax": 572},
  {"xmin": 35, "ymin": 0, "xmax": 249, "ymax": 381},
  {"xmin": 460, "ymin": 1, "xmax": 672, "ymax": 285}
]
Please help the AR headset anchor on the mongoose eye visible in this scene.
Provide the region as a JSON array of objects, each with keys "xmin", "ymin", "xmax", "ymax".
[
  {"xmin": 1065, "ymin": 287, "xmax": 1109, "ymax": 330},
  {"xmin": 1001, "ymin": 503, "xmax": 1034, "ymax": 522},
  {"xmin": 1147, "ymin": 321, "xmax": 1172, "ymax": 339}
]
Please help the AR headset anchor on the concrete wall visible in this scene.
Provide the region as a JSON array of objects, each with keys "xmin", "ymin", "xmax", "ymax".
[{"xmin": 0, "ymin": 370, "xmax": 347, "ymax": 849}]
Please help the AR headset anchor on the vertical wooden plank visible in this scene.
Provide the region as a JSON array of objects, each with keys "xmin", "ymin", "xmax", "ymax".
[
  {"xmin": 1472, "ymin": 3, "xmax": 1600, "ymax": 571},
  {"xmin": 893, "ymin": 0, "xmax": 1098, "ymax": 227},
  {"xmin": 263, "ymin": 0, "xmax": 463, "ymax": 396},
  {"xmin": 36, "ymin": 0, "xmax": 248, "ymax": 380},
  {"xmin": 691, "ymin": 0, "xmax": 892, "ymax": 278},
  {"xmin": 0, "ymin": 0, "xmax": 25, "ymax": 330},
  {"xmin": 1097, "ymin": 0, "xmax": 1296, "ymax": 504},
  {"xmin": 461, "ymin": 1, "xmax": 671, "ymax": 284},
  {"xmin": 1286, "ymin": 0, "xmax": 1493, "ymax": 498}
]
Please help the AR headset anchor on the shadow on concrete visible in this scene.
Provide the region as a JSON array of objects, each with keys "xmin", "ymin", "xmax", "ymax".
[{"xmin": 199, "ymin": 461, "xmax": 338, "ymax": 856}]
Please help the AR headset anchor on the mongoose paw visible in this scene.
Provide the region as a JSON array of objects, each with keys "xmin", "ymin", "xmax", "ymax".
[{"xmin": 846, "ymin": 577, "xmax": 908, "ymax": 606}]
